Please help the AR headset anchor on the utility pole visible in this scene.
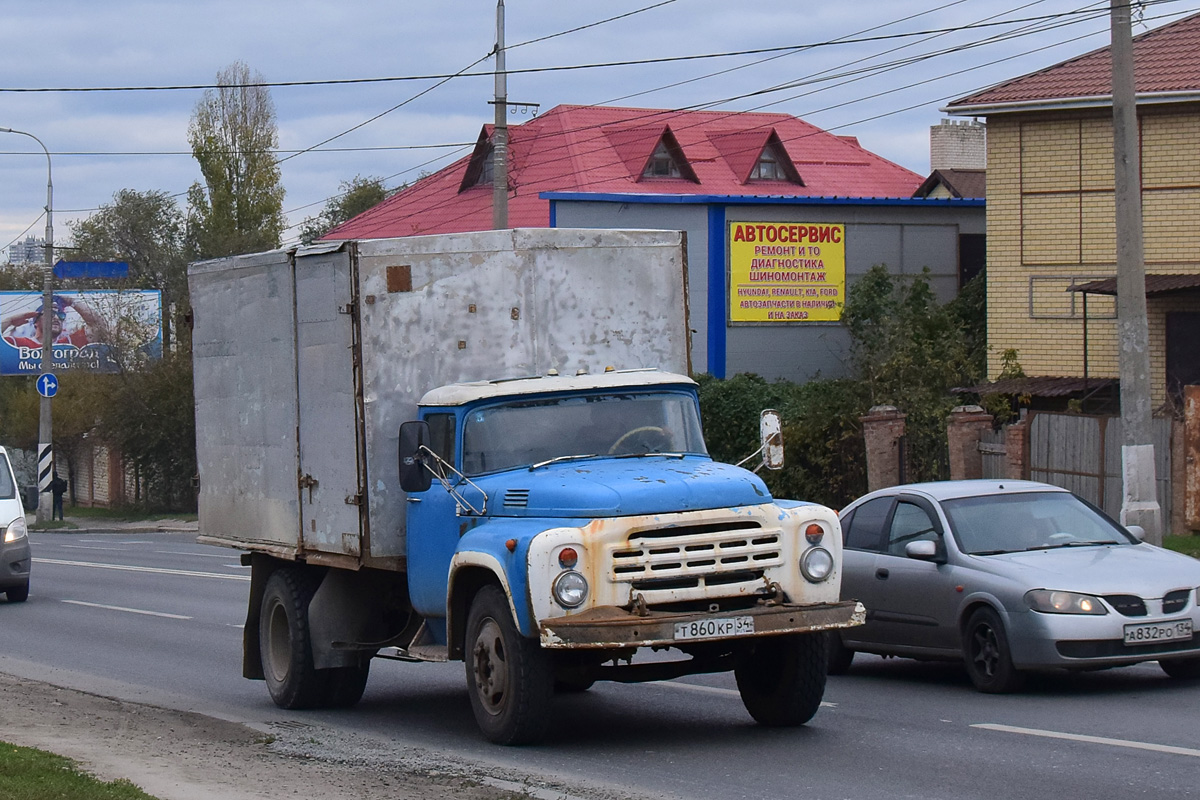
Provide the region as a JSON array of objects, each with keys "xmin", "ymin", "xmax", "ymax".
[
  {"xmin": 0, "ymin": 127, "xmax": 55, "ymax": 524},
  {"xmin": 1110, "ymin": 0, "xmax": 1162, "ymax": 543},
  {"xmin": 492, "ymin": 0, "xmax": 509, "ymax": 229}
]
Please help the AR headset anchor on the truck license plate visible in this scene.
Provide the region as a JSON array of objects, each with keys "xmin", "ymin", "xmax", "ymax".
[
  {"xmin": 1123, "ymin": 619, "xmax": 1193, "ymax": 645},
  {"xmin": 674, "ymin": 616, "xmax": 754, "ymax": 641}
]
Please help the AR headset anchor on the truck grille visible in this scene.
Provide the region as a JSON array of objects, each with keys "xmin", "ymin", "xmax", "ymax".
[{"xmin": 610, "ymin": 520, "xmax": 783, "ymax": 592}]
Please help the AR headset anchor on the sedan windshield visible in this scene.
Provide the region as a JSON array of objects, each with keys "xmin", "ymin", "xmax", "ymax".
[
  {"xmin": 461, "ymin": 390, "xmax": 707, "ymax": 475},
  {"xmin": 942, "ymin": 491, "xmax": 1135, "ymax": 555}
]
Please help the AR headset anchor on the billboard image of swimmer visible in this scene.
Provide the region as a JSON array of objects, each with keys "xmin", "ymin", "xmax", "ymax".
[{"xmin": 0, "ymin": 290, "xmax": 162, "ymax": 374}]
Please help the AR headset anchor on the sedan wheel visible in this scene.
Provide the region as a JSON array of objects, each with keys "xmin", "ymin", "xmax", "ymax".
[
  {"xmin": 962, "ymin": 607, "xmax": 1024, "ymax": 693},
  {"xmin": 1159, "ymin": 657, "xmax": 1200, "ymax": 680}
]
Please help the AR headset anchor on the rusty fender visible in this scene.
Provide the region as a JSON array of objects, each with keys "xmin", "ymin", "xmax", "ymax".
[{"xmin": 539, "ymin": 600, "xmax": 865, "ymax": 649}]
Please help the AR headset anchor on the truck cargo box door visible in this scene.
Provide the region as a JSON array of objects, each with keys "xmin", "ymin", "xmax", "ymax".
[{"xmin": 295, "ymin": 251, "xmax": 363, "ymax": 557}]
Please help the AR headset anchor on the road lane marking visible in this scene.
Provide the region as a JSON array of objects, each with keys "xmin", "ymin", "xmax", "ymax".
[
  {"xmin": 657, "ymin": 680, "xmax": 836, "ymax": 707},
  {"xmin": 973, "ymin": 724, "xmax": 1200, "ymax": 758},
  {"xmin": 33, "ymin": 557, "xmax": 250, "ymax": 582},
  {"xmin": 61, "ymin": 600, "xmax": 192, "ymax": 620}
]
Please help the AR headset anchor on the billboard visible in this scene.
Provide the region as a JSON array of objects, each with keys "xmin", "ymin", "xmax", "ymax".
[
  {"xmin": 0, "ymin": 289, "xmax": 162, "ymax": 375},
  {"xmin": 729, "ymin": 222, "xmax": 846, "ymax": 322}
]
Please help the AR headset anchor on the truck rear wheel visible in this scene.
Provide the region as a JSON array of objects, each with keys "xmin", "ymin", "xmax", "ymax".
[
  {"xmin": 464, "ymin": 585, "xmax": 554, "ymax": 745},
  {"xmin": 735, "ymin": 633, "xmax": 827, "ymax": 727},
  {"xmin": 260, "ymin": 568, "xmax": 327, "ymax": 709},
  {"xmin": 322, "ymin": 662, "xmax": 371, "ymax": 708}
]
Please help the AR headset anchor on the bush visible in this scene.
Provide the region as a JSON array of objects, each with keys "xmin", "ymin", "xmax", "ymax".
[{"xmin": 697, "ymin": 267, "xmax": 986, "ymax": 506}]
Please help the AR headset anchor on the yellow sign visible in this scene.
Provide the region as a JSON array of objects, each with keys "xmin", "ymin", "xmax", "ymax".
[{"xmin": 728, "ymin": 222, "xmax": 846, "ymax": 322}]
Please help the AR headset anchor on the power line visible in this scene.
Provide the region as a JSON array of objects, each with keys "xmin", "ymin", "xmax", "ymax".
[{"xmin": 0, "ymin": 4, "xmax": 1182, "ymax": 94}]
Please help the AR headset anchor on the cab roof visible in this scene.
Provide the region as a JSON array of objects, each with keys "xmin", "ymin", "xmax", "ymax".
[{"xmin": 418, "ymin": 368, "xmax": 696, "ymax": 407}]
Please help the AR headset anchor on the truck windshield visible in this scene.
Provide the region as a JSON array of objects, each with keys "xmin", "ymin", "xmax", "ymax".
[{"xmin": 461, "ymin": 390, "xmax": 707, "ymax": 475}]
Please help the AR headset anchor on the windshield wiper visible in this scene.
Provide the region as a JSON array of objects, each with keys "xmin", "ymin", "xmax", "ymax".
[
  {"xmin": 528, "ymin": 453, "xmax": 599, "ymax": 471},
  {"xmin": 1024, "ymin": 540, "xmax": 1116, "ymax": 551},
  {"xmin": 612, "ymin": 451, "xmax": 686, "ymax": 460}
]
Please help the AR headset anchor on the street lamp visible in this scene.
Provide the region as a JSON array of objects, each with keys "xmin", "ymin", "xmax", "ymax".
[{"xmin": 0, "ymin": 127, "xmax": 55, "ymax": 524}]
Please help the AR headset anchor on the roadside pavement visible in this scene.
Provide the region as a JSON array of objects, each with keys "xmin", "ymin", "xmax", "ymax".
[{"xmin": 25, "ymin": 512, "xmax": 199, "ymax": 534}]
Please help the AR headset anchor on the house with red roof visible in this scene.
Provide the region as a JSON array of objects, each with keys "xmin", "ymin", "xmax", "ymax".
[
  {"xmin": 944, "ymin": 10, "xmax": 1200, "ymax": 411},
  {"xmin": 328, "ymin": 105, "xmax": 984, "ymax": 382}
]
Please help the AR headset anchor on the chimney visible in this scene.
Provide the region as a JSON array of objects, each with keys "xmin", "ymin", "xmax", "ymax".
[{"xmin": 930, "ymin": 119, "xmax": 986, "ymax": 171}]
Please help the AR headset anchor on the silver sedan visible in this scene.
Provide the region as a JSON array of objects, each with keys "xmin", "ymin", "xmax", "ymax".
[{"xmin": 830, "ymin": 480, "xmax": 1200, "ymax": 692}]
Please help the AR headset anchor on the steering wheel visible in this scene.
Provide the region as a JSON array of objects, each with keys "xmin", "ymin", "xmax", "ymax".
[{"xmin": 609, "ymin": 426, "xmax": 670, "ymax": 454}]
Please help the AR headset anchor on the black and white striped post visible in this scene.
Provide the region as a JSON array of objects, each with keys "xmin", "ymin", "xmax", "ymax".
[{"xmin": 0, "ymin": 127, "xmax": 54, "ymax": 523}]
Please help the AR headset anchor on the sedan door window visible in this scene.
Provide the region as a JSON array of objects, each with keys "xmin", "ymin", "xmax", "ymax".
[
  {"xmin": 844, "ymin": 497, "xmax": 893, "ymax": 553},
  {"xmin": 887, "ymin": 502, "xmax": 941, "ymax": 556}
]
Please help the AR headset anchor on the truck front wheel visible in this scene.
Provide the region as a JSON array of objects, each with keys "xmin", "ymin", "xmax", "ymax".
[
  {"xmin": 735, "ymin": 633, "xmax": 827, "ymax": 727},
  {"xmin": 260, "ymin": 568, "xmax": 327, "ymax": 709},
  {"xmin": 464, "ymin": 585, "xmax": 554, "ymax": 745}
]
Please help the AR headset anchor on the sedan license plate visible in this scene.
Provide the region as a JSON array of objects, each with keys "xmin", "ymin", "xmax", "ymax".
[
  {"xmin": 674, "ymin": 616, "xmax": 754, "ymax": 641},
  {"xmin": 1123, "ymin": 619, "xmax": 1193, "ymax": 645}
]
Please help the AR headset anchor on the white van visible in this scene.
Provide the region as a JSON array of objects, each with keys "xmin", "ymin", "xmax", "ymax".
[{"xmin": 0, "ymin": 447, "xmax": 30, "ymax": 602}]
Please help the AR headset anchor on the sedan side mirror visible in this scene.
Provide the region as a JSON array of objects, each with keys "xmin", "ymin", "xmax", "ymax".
[
  {"xmin": 905, "ymin": 540, "xmax": 940, "ymax": 561},
  {"xmin": 1125, "ymin": 524, "xmax": 1146, "ymax": 542}
]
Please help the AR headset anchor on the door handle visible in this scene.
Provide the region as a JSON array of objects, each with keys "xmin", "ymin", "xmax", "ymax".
[{"xmin": 875, "ymin": 568, "xmax": 889, "ymax": 580}]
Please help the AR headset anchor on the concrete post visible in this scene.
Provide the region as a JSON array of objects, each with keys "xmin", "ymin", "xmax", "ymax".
[
  {"xmin": 861, "ymin": 405, "xmax": 906, "ymax": 492},
  {"xmin": 947, "ymin": 405, "xmax": 994, "ymax": 481}
]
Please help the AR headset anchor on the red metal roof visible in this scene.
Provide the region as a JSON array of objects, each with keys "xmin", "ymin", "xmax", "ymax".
[
  {"xmin": 325, "ymin": 105, "xmax": 923, "ymax": 240},
  {"xmin": 947, "ymin": 11, "xmax": 1200, "ymax": 111}
]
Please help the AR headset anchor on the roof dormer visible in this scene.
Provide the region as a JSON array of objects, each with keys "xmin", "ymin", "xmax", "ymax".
[
  {"xmin": 710, "ymin": 128, "xmax": 803, "ymax": 185},
  {"xmin": 605, "ymin": 125, "xmax": 699, "ymax": 183},
  {"xmin": 459, "ymin": 127, "xmax": 495, "ymax": 192}
]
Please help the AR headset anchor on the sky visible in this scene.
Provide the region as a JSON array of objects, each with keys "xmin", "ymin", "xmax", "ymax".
[{"xmin": 1, "ymin": 0, "xmax": 1196, "ymax": 255}]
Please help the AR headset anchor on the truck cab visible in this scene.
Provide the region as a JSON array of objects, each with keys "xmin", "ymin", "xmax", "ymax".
[{"xmin": 398, "ymin": 369, "xmax": 862, "ymax": 743}]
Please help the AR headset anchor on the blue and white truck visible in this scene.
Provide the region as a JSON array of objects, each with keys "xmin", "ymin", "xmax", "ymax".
[{"xmin": 190, "ymin": 228, "xmax": 863, "ymax": 744}]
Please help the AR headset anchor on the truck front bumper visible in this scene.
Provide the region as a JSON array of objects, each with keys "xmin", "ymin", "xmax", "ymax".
[{"xmin": 539, "ymin": 599, "xmax": 865, "ymax": 649}]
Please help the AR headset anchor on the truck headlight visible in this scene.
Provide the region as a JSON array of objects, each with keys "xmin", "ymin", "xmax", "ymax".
[
  {"xmin": 3, "ymin": 516, "xmax": 27, "ymax": 543},
  {"xmin": 800, "ymin": 547, "xmax": 833, "ymax": 583},
  {"xmin": 552, "ymin": 570, "xmax": 588, "ymax": 608}
]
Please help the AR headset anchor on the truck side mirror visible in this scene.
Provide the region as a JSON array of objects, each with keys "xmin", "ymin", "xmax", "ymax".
[
  {"xmin": 760, "ymin": 410, "xmax": 784, "ymax": 470},
  {"xmin": 398, "ymin": 421, "xmax": 433, "ymax": 493}
]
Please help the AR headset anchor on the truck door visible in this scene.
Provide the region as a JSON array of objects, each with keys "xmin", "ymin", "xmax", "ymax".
[
  {"xmin": 295, "ymin": 249, "xmax": 364, "ymax": 557},
  {"xmin": 405, "ymin": 412, "xmax": 465, "ymax": 622}
]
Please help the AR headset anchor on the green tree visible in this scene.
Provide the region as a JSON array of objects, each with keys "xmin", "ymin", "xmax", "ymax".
[
  {"xmin": 187, "ymin": 61, "xmax": 285, "ymax": 259},
  {"xmin": 67, "ymin": 189, "xmax": 188, "ymax": 346},
  {"xmin": 298, "ymin": 175, "xmax": 393, "ymax": 245}
]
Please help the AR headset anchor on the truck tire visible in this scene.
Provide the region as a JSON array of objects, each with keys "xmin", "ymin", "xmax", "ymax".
[
  {"xmin": 260, "ymin": 568, "xmax": 327, "ymax": 709},
  {"xmin": 735, "ymin": 633, "xmax": 827, "ymax": 727},
  {"xmin": 6, "ymin": 580, "xmax": 29, "ymax": 603},
  {"xmin": 464, "ymin": 585, "xmax": 554, "ymax": 745},
  {"xmin": 321, "ymin": 662, "xmax": 371, "ymax": 708}
]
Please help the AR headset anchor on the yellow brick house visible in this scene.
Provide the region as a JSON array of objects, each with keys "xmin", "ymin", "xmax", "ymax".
[{"xmin": 945, "ymin": 11, "xmax": 1200, "ymax": 411}]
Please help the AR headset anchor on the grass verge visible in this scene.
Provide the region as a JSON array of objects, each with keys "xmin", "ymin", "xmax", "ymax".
[
  {"xmin": 64, "ymin": 506, "xmax": 197, "ymax": 522},
  {"xmin": 0, "ymin": 741, "xmax": 159, "ymax": 799},
  {"xmin": 1163, "ymin": 534, "xmax": 1200, "ymax": 559}
]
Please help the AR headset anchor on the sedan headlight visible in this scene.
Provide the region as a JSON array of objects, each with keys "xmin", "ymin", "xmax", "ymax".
[
  {"xmin": 800, "ymin": 547, "xmax": 834, "ymax": 583},
  {"xmin": 1025, "ymin": 589, "xmax": 1108, "ymax": 615},
  {"xmin": 552, "ymin": 570, "xmax": 588, "ymax": 608},
  {"xmin": 3, "ymin": 516, "xmax": 27, "ymax": 543}
]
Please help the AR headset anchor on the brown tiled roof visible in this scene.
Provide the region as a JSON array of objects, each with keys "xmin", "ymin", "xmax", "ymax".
[
  {"xmin": 1068, "ymin": 273, "xmax": 1200, "ymax": 295},
  {"xmin": 953, "ymin": 376, "xmax": 1117, "ymax": 397},
  {"xmin": 946, "ymin": 11, "xmax": 1200, "ymax": 112},
  {"xmin": 912, "ymin": 169, "xmax": 986, "ymax": 199}
]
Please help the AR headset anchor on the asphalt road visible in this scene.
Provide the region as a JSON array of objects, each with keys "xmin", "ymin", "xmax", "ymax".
[{"xmin": 5, "ymin": 529, "xmax": 1199, "ymax": 800}]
